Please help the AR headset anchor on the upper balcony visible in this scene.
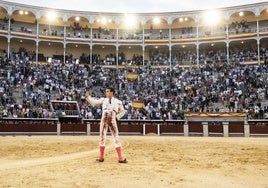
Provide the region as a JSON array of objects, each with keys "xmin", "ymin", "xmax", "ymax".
[{"xmin": 0, "ymin": 1, "xmax": 267, "ymax": 45}]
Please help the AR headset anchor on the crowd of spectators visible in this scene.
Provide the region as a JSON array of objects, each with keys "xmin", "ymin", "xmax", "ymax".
[
  {"xmin": 78, "ymin": 47, "xmax": 267, "ymax": 66},
  {"xmin": 0, "ymin": 48, "xmax": 268, "ymax": 121},
  {"xmin": 229, "ymin": 20, "xmax": 250, "ymax": 34}
]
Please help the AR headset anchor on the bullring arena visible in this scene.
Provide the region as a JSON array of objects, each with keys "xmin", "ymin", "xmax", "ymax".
[
  {"xmin": 0, "ymin": 117, "xmax": 268, "ymax": 188},
  {"xmin": 0, "ymin": 135, "xmax": 267, "ymax": 188},
  {"xmin": 1, "ymin": 0, "xmax": 268, "ymax": 187}
]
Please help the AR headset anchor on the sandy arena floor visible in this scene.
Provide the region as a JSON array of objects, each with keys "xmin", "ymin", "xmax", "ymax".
[{"xmin": 0, "ymin": 135, "xmax": 267, "ymax": 188}]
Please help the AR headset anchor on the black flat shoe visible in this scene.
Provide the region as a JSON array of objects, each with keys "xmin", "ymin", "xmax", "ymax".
[
  {"xmin": 118, "ymin": 158, "xmax": 127, "ymax": 163},
  {"xmin": 96, "ymin": 158, "xmax": 104, "ymax": 162}
]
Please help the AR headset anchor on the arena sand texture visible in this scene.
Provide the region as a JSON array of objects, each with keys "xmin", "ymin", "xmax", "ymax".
[{"xmin": 0, "ymin": 136, "xmax": 267, "ymax": 188}]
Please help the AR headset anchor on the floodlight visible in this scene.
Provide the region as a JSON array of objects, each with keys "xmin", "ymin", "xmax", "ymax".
[
  {"xmin": 124, "ymin": 14, "xmax": 137, "ymax": 28},
  {"xmin": 46, "ymin": 10, "xmax": 57, "ymax": 21},
  {"xmin": 153, "ymin": 17, "xmax": 160, "ymax": 24},
  {"xmin": 204, "ymin": 10, "xmax": 221, "ymax": 25}
]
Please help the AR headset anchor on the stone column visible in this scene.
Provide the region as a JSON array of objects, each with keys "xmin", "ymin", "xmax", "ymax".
[
  {"xmin": 222, "ymin": 121, "xmax": 229, "ymax": 137},
  {"xmin": 184, "ymin": 120, "xmax": 189, "ymax": 136},
  {"xmin": 143, "ymin": 123, "xmax": 146, "ymax": 136},
  {"xmin": 157, "ymin": 124, "xmax": 160, "ymax": 136},
  {"xmin": 86, "ymin": 122, "xmax": 91, "ymax": 136},
  {"xmin": 202, "ymin": 122, "xmax": 208, "ymax": 137},
  {"xmin": 244, "ymin": 119, "xmax": 250, "ymax": 137},
  {"xmin": 57, "ymin": 121, "xmax": 61, "ymax": 135}
]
